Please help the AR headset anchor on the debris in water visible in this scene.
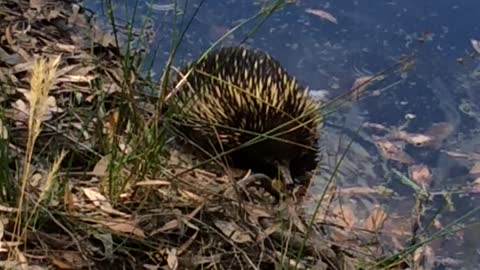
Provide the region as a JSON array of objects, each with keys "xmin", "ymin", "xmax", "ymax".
[
  {"xmin": 423, "ymin": 122, "xmax": 454, "ymax": 149},
  {"xmin": 470, "ymin": 39, "xmax": 480, "ymax": 54},
  {"xmin": 365, "ymin": 121, "xmax": 453, "ymax": 149},
  {"xmin": 364, "ymin": 205, "xmax": 387, "ymax": 232},
  {"xmin": 388, "ymin": 130, "xmax": 434, "ymax": 147},
  {"xmin": 471, "ymin": 178, "xmax": 480, "ymax": 193},
  {"xmin": 350, "ymin": 75, "xmax": 384, "ymax": 101},
  {"xmin": 408, "ymin": 164, "xmax": 432, "ymax": 189},
  {"xmin": 305, "ymin": 8, "xmax": 338, "ymax": 24},
  {"xmin": 470, "ymin": 162, "xmax": 480, "ymax": 175},
  {"xmin": 405, "ymin": 113, "xmax": 416, "ymax": 120},
  {"xmin": 373, "ymin": 136, "xmax": 416, "ymax": 164}
]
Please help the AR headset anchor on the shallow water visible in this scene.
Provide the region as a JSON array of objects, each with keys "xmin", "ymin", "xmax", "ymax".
[{"xmin": 87, "ymin": 0, "xmax": 480, "ymax": 268}]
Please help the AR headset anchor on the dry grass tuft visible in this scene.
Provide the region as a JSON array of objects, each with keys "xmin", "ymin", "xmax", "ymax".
[{"xmin": 11, "ymin": 55, "xmax": 62, "ymax": 259}]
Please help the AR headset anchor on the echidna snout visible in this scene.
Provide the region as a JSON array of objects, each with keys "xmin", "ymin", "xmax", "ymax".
[{"xmin": 170, "ymin": 46, "xmax": 322, "ymax": 185}]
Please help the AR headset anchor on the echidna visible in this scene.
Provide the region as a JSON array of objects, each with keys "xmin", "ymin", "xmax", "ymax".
[{"xmin": 170, "ymin": 46, "xmax": 322, "ymax": 185}]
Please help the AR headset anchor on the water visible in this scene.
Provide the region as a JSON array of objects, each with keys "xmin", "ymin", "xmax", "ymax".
[{"xmin": 86, "ymin": 0, "xmax": 480, "ymax": 268}]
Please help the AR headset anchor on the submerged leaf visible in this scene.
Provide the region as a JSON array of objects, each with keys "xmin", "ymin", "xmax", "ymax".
[
  {"xmin": 408, "ymin": 164, "xmax": 432, "ymax": 189},
  {"xmin": 470, "ymin": 162, "xmax": 480, "ymax": 175},
  {"xmin": 364, "ymin": 205, "xmax": 387, "ymax": 232},
  {"xmin": 373, "ymin": 137, "xmax": 415, "ymax": 164}
]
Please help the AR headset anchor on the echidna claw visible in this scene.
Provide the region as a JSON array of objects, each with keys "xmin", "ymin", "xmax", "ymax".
[{"xmin": 274, "ymin": 160, "xmax": 294, "ymax": 186}]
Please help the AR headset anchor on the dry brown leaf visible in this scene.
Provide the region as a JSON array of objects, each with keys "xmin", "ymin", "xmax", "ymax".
[
  {"xmin": 16, "ymin": 48, "xmax": 32, "ymax": 64},
  {"xmin": 305, "ymin": 8, "xmax": 338, "ymax": 24},
  {"xmin": 15, "ymin": 248, "xmax": 28, "ymax": 270},
  {"xmin": 71, "ymin": 65, "xmax": 96, "ymax": 77},
  {"xmin": 179, "ymin": 189, "xmax": 204, "ymax": 202},
  {"xmin": 55, "ymin": 64, "xmax": 79, "ymax": 78},
  {"xmin": 364, "ymin": 205, "xmax": 387, "ymax": 232},
  {"xmin": 471, "ymin": 177, "xmax": 480, "ymax": 193},
  {"xmin": 327, "ymin": 203, "xmax": 358, "ymax": 242},
  {"xmin": 408, "ymin": 164, "xmax": 432, "ymax": 188},
  {"xmin": 473, "ymin": 177, "xmax": 480, "ymax": 186},
  {"xmin": 257, "ymin": 223, "xmax": 281, "ymax": 242},
  {"xmin": 82, "ymin": 187, "xmax": 107, "ymax": 207},
  {"xmin": 118, "ymin": 140, "xmax": 132, "ymax": 154},
  {"xmin": 92, "ymin": 156, "xmax": 109, "ymax": 177},
  {"xmin": 5, "ymin": 25, "xmax": 14, "ymax": 46},
  {"xmin": 12, "ymin": 91, "xmax": 63, "ymax": 123},
  {"xmin": 30, "ymin": 0, "xmax": 46, "ymax": 11},
  {"xmin": 373, "ymin": 137, "xmax": 415, "ymax": 164},
  {"xmin": 0, "ymin": 47, "xmax": 20, "ymax": 65},
  {"xmin": 470, "ymin": 162, "xmax": 480, "ymax": 175},
  {"xmin": 0, "ymin": 204, "xmax": 17, "ymax": 213},
  {"xmin": 49, "ymin": 258, "xmax": 77, "ymax": 270},
  {"xmin": 30, "ymin": 173, "xmax": 43, "ymax": 188},
  {"xmin": 99, "ymin": 205, "xmax": 131, "ymax": 218},
  {"xmin": 151, "ymin": 205, "xmax": 204, "ymax": 235},
  {"xmin": 68, "ymin": 4, "xmax": 86, "ymax": 26},
  {"xmin": 11, "ymin": 99, "xmax": 29, "ymax": 122},
  {"xmin": 82, "ymin": 187, "xmax": 130, "ymax": 218},
  {"xmin": 49, "ymin": 251, "xmax": 89, "ymax": 270},
  {"xmin": 382, "ymin": 216, "xmax": 412, "ymax": 250},
  {"xmin": 331, "ymin": 204, "xmax": 357, "ymax": 229},
  {"xmin": 55, "ymin": 43, "xmax": 77, "ymax": 53},
  {"xmin": 371, "ymin": 122, "xmax": 452, "ymax": 149},
  {"xmin": 213, "ymin": 220, "xmax": 253, "ymax": 243},
  {"xmin": 94, "ymin": 218, "xmax": 145, "ymax": 238},
  {"xmin": 244, "ymin": 203, "xmax": 272, "ymax": 223},
  {"xmin": 58, "ymin": 75, "xmax": 96, "ymax": 83},
  {"xmin": 95, "ymin": 31, "xmax": 115, "ymax": 47},
  {"xmin": 13, "ymin": 61, "xmax": 35, "ymax": 74},
  {"xmin": 413, "ymin": 245, "xmax": 435, "ymax": 270},
  {"xmin": 153, "ymin": 219, "xmax": 180, "ymax": 235},
  {"xmin": 167, "ymin": 249, "xmax": 178, "ymax": 270},
  {"xmin": 135, "ymin": 180, "xmax": 171, "ymax": 187}
]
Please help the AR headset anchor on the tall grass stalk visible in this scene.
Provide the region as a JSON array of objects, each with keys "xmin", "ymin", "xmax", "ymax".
[{"xmin": 9, "ymin": 54, "xmax": 61, "ymax": 259}]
